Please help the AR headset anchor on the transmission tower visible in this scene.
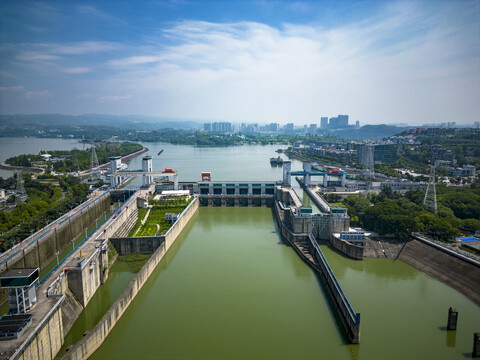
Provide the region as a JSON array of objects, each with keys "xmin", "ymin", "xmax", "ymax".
[
  {"xmin": 423, "ymin": 166, "xmax": 438, "ymax": 214},
  {"xmin": 90, "ymin": 146, "xmax": 100, "ymax": 180},
  {"xmin": 16, "ymin": 170, "xmax": 27, "ymax": 200},
  {"xmin": 73, "ymin": 148, "xmax": 80, "ymax": 173}
]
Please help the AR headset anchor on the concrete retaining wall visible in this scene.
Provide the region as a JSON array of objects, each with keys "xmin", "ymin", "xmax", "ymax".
[
  {"xmin": 61, "ymin": 196, "xmax": 199, "ymax": 360},
  {"xmin": 110, "ymin": 236, "xmax": 164, "ymax": 255},
  {"xmin": 0, "ymin": 195, "xmax": 111, "ymax": 305},
  {"xmin": 309, "ymin": 235, "xmax": 360, "ymax": 343},
  {"xmin": 10, "ymin": 296, "xmax": 65, "ymax": 360},
  {"xmin": 398, "ymin": 239, "xmax": 480, "ymax": 306},
  {"xmin": 329, "ymin": 236, "xmax": 364, "ymax": 260}
]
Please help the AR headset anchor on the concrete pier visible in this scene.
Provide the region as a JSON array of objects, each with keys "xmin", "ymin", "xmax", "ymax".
[
  {"xmin": 473, "ymin": 333, "xmax": 480, "ymax": 357},
  {"xmin": 447, "ymin": 307, "xmax": 458, "ymax": 330}
]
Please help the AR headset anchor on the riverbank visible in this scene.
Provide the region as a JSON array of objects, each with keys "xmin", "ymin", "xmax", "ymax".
[
  {"xmin": 98, "ymin": 146, "xmax": 149, "ymax": 170},
  {"xmin": 0, "ymin": 161, "xmax": 44, "ymax": 174},
  {"xmin": 362, "ymin": 236, "xmax": 480, "ymax": 306},
  {"xmin": 397, "ymin": 239, "xmax": 480, "ymax": 307}
]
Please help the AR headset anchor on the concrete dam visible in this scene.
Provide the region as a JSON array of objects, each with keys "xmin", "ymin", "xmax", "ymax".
[
  {"xmin": 5, "ymin": 159, "xmax": 479, "ymax": 359},
  {"xmin": 0, "ymin": 165, "xmax": 365, "ymax": 359}
]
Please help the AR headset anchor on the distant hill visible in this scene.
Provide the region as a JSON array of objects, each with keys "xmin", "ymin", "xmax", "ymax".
[
  {"xmin": 328, "ymin": 124, "xmax": 405, "ymax": 140},
  {"xmin": 0, "ymin": 114, "xmax": 203, "ymax": 131}
]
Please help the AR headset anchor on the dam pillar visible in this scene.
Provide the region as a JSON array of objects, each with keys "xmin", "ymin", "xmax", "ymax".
[
  {"xmin": 173, "ymin": 174, "xmax": 179, "ymax": 190},
  {"xmin": 447, "ymin": 307, "xmax": 458, "ymax": 330},
  {"xmin": 323, "ymin": 174, "xmax": 328, "ymax": 187},
  {"xmin": 303, "ymin": 162, "xmax": 312, "ymax": 186},
  {"xmin": 341, "ymin": 173, "xmax": 346, "ymax": 187},
  {"xmin": 473, "ymin": 333, "xmax": 480, "ymax": 357},
  {"xmin": 283, "ymin": 161, "xmax": 291, "ymax": 185}
]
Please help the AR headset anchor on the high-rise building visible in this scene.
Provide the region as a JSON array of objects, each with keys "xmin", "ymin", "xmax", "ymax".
[
  {"xmin": 337, "ymin": 114, "xmax": 349, "ymax": 128},
  {"xmin": 265, "ymin": 123, "xmax": 280, "ymax": 132},
  {"xmin": 309, "ymin": 124, "xmax": 317, "ymax": 134},
  {"xmin": 320, "ymin": 117, "xmax": 328, "ymax": 129},
  {"xmin": 285, "ymin": 123, "xmax": 294, "ymax": 132},
  {"xmin": 329, "ymin": 117, "xmax": 338, "ymax": 128},
  {"xmin": 203, "ymin": 122, "xmax": 232, "ymax": 133},
  {"xmin": 357, "ymin": 143, "xmax": 397, "ymax": 166},
  {"xmin": 328, "ymin": 114, "xmax": 349, "ymax": 129}
]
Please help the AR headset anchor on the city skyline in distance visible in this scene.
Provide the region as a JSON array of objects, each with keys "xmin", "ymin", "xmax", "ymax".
[{"xmin": 0, "ymin": 0, "xmax": 479, "ymax": 126}]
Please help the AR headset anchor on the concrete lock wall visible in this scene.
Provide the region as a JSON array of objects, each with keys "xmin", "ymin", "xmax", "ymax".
[
  {"xmin": 61, "ymin": 196, "xmax": 199, "ymax": 360},
  {"xmin": 310, "ymin": 238, "xmax": 360, "ymax": 343},
  {"xmin": 11, "ymin": 296, "xmax": 65, "ymax": 360},
  {"xmin": 110, "ymin": 236, "xmax": 164, "ymax": 255},
  {"xmin": 6, "ymin": 195, "xmax": 110, "ymax": 271},
  {"xmin": 0, "ymin": 195, "xmax": 111, "ymax": 306},
  {"xmin": 66, "ymin": 244, "xmax": 109, "ymax": 308},
  {"xmin": 329, "ymin": 235, "xmax": 364, "ymax": 260}
]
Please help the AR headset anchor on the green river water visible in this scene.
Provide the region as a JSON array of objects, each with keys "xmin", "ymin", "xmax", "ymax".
[
  {"xmin": 1, "ymin": 139, "xmax": 479, "ymax": 359},
  {"xmin": 88, "ymin": 207, "xmax": 480, "ymax": 360}
]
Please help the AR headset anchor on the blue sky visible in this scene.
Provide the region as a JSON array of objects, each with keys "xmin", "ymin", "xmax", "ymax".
[{"xmin": 0, "ymin": 0, "xmax": 479, "ymax": 125}]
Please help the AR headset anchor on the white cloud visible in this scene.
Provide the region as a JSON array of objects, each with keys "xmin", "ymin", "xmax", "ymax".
[
  {"xmin": 98, "ymin": 94, "xmax": 131, "ymax": 103},
  {"xmin": 3, "ymin": 1, "xmax": 479, "ymax": 124},
  {"xmin": 62, "ymin": 67, "xmax": 91, "ymax": 74},
  {"xmin": 0, "ymin": 85, "xmax": 23, "ymax": 92},
  {"xmin": 16, "ymin": 53, "xmax": 60, "ymax": 61},
  {"xmin": 108, "ymin": 56, "xmax": 162, "ymax": 67},
  {"xmin": 76, "ymin": 93, "xmax": 95, "ymax": 99},
  {"xmin": 24, "ymin": 90, "xmax": 50, "ymax": 99},
  {"xmin": 97, "ymin": 3, "xmax": 479, "ymax": 124}
]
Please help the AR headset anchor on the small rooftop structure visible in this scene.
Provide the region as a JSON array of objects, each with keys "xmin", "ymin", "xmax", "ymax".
[
  {"xmin": 456, "ymin": 236, "xmax": 479, "ymax": 242},
  {"xmin": 0, "ymin": 268, "xmax": 39, "ymax": 314},
  {"xmin": 161, "ymin": 190, "xmax": 190, "ymax": 197},
  {"xmin": 0, "ymin": 314, "xmax": 32, "ymax": 341}
]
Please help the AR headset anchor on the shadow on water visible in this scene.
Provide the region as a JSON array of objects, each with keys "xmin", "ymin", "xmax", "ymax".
[{"xmin": 319, "ymin": 239, "xmax": 418, "ymax": 282}]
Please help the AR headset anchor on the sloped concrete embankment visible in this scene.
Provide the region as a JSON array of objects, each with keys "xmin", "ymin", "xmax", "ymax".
[
  {"xmin": 398, "ymin": 239, "xmax": 480, "ymax": 307},
  {"xmin": 60, "ymin": 196, "xmax": 199, "ymax": 360}
]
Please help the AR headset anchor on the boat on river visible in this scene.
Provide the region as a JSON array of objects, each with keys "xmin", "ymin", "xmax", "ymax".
[
  {"xmin": 270, "ymin": 156, "xmax": 284, "ymax": 165},
  {"xmin": 158, "ymin": 149, "xmax": 163, "ymax": 155}
]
